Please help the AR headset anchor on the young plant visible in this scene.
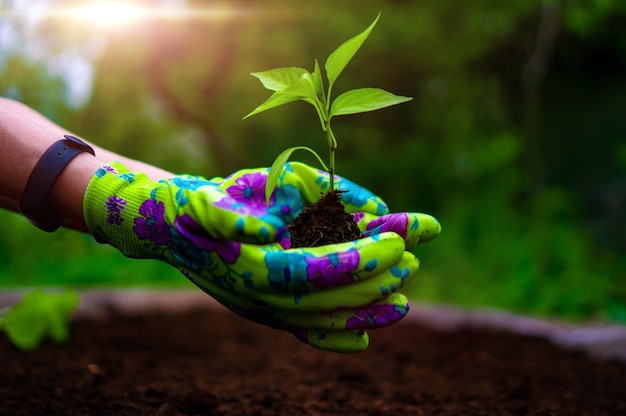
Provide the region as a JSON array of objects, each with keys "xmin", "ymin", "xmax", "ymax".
[
  {"xmin": 244, "ymin": 13, "xmax": 413, "ymax": 204},
  {"xmin": 0, "ymin": 289, "xmax": 79, "ymax": 350}
]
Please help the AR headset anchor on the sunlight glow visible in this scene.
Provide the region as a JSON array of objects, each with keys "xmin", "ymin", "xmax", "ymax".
[
  {"xmin": 60, "ymin": 2, "xmax": 153, "ymax": 28},
  {"xmin": 45, "ymin": 2, "xmax": 248, "ymax": 28},
  {"xmin": 1, "ymin": 2, "xmax": 268, "ymax": 31},
  {"xmin": 67, "ymin": 1, "xmax": 149, "ymax": 26}
]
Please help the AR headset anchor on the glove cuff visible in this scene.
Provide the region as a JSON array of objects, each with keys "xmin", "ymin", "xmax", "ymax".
[{"xmin": 83, "ymin": 162, "xmax": 162, "ymax": 258}]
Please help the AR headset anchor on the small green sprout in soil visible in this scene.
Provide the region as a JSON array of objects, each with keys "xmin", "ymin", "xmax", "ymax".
[
  {"xmin": 244, "ymin": 13, "xmax": 413, "ymax": 247},
  {"xmin": 0, "ymin": 289, "xmax": 79, "ymax": 350}
]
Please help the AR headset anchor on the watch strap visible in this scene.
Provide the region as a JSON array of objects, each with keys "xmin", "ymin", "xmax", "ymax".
[{"xmin": 19, "ymin": 135, "xmax": 95, "ymax": 232}]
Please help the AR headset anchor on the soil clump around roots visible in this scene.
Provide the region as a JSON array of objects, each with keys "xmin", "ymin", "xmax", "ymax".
[{"xmin": 287, "ymin": 190, "xmax": 362, "ymax": 248}]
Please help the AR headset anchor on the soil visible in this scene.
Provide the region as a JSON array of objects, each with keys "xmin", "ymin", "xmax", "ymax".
[
  {"xmin": 1, "ymin": 294, "xmax": 625, "ymax": 416},
  {"xmin": 287, "ymin": 190, "xmax": 362, "ymax": 248}
]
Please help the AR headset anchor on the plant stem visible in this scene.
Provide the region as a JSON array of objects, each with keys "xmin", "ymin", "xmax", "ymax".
[
  {"xmin": 326, "ymin": 123, "xmax": 337, "ymax": 191},
  {"xmin": 308, "ymin": 98, "xmax": 328, "ymax": 133},
  {"xmin": 314, "ymin": 94, "xmax": 336, "ymax": 192}
]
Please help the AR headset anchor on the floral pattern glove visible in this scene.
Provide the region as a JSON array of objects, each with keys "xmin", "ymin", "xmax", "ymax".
[{"xmin": 83, "ymin": 161, "xmax": 440, "ymax": 353}]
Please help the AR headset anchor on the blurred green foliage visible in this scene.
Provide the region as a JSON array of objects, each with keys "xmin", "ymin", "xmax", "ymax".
[
  {"xmin": 1, "ymin": 0, "xmax": 625, "ymax": 323},
  {"xmin": 0, "ymin": 289, "xmax": 79, "ymax": 350}
]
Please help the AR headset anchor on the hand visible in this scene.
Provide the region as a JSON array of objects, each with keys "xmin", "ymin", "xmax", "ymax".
[{"xmin": 83, "ymin": 162, "xmax": 440, "ymax": 352}]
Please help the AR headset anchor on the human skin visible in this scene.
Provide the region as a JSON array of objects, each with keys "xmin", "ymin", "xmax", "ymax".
[{"xmin": 0, "ymin": 97, "xmax": 173, "ymax": 232}]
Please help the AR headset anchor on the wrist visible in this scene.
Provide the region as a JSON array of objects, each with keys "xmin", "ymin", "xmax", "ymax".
[
  {"xmin": 51, "ymin": 151, "xmax": 103, "ymax": 231},
  {"xmin": 19, "ymin": 136, "xmax": 99, "ymax": 232},
  {"xmin": 83, "ymin": 161, "xmax": 164, "ymax": 255}
]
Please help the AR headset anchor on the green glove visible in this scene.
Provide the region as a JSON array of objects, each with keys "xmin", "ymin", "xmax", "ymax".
[{"xmin": 84, "ymin": 161, "xmax": 440, "ymax": 352}]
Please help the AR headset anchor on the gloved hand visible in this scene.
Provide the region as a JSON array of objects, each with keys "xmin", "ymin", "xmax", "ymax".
[{"xmin": 83, "ymin": 161, "xmax": 440, "ymax": 352}]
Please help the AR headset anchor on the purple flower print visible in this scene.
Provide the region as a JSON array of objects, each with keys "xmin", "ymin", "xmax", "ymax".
[
  {"xmin": 278, "ymin": 234, "xmax": 291, "ymax": 250},
  {"xmin": 133, "ymin": 200, "xmax": 171, "ymax": 245},
  {"xmin": 366, "ymin": 213, "xmax": 409, "ymax": 239},
  {"xmin": 306, "ymin": 250, "xmax": 360, "ymax": 288},
  {"xmin": 174, "ymin": 214, "xmax": 241, "ymax": 264},
  {"xmin": 103, "ymin": 165, "xmax": 118, "ymax": 174},
  {"xmin": 225, "ymin": 172, "xmax": 269, "ymax": 211},
  {"xmin": 213, "ymin": 197, "xmax": 267, "ymax": 217},
  {"xmin": 352, "ymin": 212, "xmax": 364, "ymax": 224},
  {"xmin": 345, "ymin": 302, "xmax": 408, "ymax": 330},
  {"xmin": 210, "ymin": 239, "xmax": 241, "ymax": 264},
  {"xmin": 105, "ymin": 196, "xmax": 126, "ymax": 212},
  {"xmin": 174, "ymin": 214, "xmax": 207, "ymax": 247},
  {"xmin": 105, "ymin": 195, "xmax": 127, "ymax": 226}
]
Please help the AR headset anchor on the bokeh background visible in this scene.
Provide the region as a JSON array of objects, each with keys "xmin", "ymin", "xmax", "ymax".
[{"xmin": 1, "ymin": 0, "xmax": 625, "ymax": 324}]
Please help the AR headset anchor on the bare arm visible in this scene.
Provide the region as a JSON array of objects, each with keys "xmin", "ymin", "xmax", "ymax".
[
  {"xmin": 0, "ymin": 97, "xmax": 173, "ymax": 180},
  {"xmin": 0, "ymin": 97, "xmax": 175, "ymax": 232}
]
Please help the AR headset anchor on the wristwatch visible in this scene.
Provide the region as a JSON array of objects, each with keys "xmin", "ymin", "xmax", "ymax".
[{"xmin": 18, "ymin": 135, "xmax": 95, "ymax": 232}]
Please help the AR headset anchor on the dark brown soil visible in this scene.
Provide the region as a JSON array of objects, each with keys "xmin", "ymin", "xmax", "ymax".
[
  {"xmin": 288, "ymin": 190, "xmax": 362, "ymax": 248},
  {"xmin": 1, "ymin": 304, "xmax": 625, "ymax": 415}
]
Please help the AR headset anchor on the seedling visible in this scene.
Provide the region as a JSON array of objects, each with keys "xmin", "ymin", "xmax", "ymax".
[
  {"xmin": 244, "ymin": 12, "xmax": 413, "ymax": 204},
  {"xmin": 0, "ymin": 290, "xmax": 79, "ymax": 350}
]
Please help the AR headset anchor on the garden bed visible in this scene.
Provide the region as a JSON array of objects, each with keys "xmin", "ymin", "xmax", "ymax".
[{"xmin": 1, "ymin": 291, "xmax": 625, "ymax": 415}]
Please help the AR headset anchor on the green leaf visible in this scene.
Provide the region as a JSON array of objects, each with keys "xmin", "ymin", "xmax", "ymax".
[
  {"xmin": 325, "ymin": 12, "xmax": 380, "ymax": 92},
  {"xmin": 329, "ymin": 88, "xmax": 413, "ymax": 118},
  {"xmin": 244, "ymin": 73, "xmax": 318, "ymax": 120},
  {"xmin": 250, "ymin": 67, "xmax": 310, "ymax": 92},
  {"xmin": 281, "ymin": 72, "xmax": 317, "ymax": 100},
  {"xmin": 1, "ymin": 290, "xmax": 79, "ymax": 350},
  {"xmin": 49, "ymin": 291, "xmax": 80, "ymax": 342},
  {"xmin": 2, "ymin": 303, "xmax": 47, "ymax": 350},
  {"xmin": 312, "ymin": 59, "xmax": 325, "ymax": 102},
  {"xmin": 265, "ymin": 146, "xmax": 328, "ymax": 205},
  {"xmin": 243, "ymin": 92, "xmax": 302, "ymax": 119}
]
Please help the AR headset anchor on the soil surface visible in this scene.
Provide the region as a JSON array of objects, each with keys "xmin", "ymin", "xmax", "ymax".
[
  {"xmin": 288, "ymin": 190, "xmax": 362, "ymax": 248},
  {"xmin": 1, "ymin": 293, "xmax": 625, "ymax": 415}
]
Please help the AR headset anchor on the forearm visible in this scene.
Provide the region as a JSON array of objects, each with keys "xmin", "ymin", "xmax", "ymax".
[
  {"xmin": 0, "ymin": 97, "xmax": 174, "ymax": 232},
  {"xmin": 0, "ymin": 101, "xmax": 67, "ymax": 202},
  {"xmin": 0, "ymin": 103, "xmax": 102, "ymax": 232},
  {"xmin": 0, "ymin": 97, "xmax": 174, "ymax": 181}
]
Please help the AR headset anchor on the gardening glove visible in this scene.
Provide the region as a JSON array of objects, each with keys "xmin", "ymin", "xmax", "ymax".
[
  {"xmin": 265, "ymin": 162, "xmax": 441, "ymax": 251},
  {"xmin": 83, "ymin": 161, "xmax": 440, "ymax": 352}
]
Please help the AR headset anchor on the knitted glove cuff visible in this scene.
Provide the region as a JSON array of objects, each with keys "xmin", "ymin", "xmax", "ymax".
[{"xmin": 83, "ymin": 162, "xmax": 165, "ymax": 258}]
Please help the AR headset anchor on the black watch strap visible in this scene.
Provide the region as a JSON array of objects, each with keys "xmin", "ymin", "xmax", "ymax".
[{"xmin": 18, "ymin": 135, "xmax": 95, "ymax": 232}]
